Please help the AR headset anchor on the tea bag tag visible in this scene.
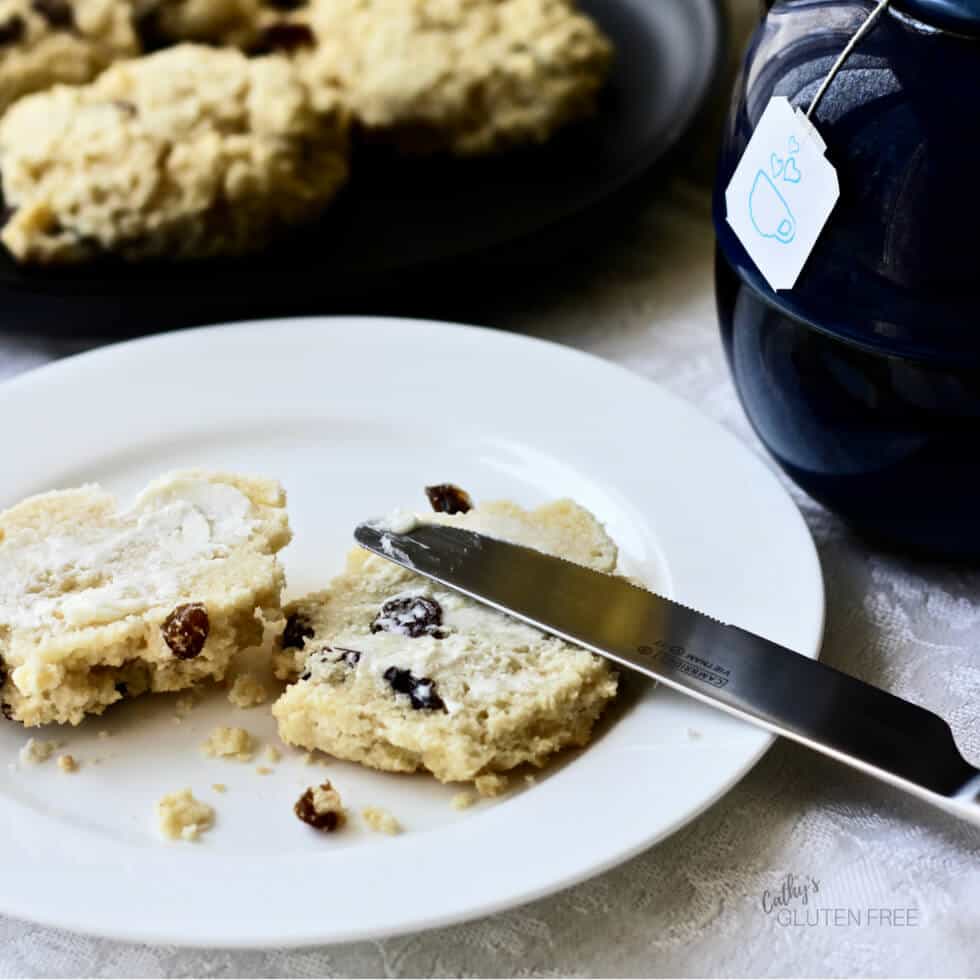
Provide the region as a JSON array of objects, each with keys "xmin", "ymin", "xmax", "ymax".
[{"xmin": 725, "ymin": 97, "xmax": 839, "ymax": 292}]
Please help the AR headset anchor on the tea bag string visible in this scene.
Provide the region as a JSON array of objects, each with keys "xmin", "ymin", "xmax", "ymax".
[{"xmin": 806, "ymin": 0, "xmax": 892, "ymax": 119}]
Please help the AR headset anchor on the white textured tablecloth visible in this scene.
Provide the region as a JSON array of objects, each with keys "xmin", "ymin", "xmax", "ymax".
[{"xmin": 2, "ymin": 3, "xmax": 979, "ymax": 975}]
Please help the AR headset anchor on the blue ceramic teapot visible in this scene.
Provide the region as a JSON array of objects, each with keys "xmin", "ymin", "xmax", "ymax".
[{"xmin": 714, "ymin": 0, "xmax": 980, "ymax": 555}]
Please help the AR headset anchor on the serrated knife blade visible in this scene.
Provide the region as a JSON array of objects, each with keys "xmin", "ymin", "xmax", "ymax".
[{"xmin": 355, "ymin": 521, "xmax": 980, "ymax": 826}]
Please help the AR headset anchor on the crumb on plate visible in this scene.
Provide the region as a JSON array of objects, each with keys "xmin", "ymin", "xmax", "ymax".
[
  {"xmin": 294, "ymin": 780, "xmax": 345, "ymax": 831},
  {"xmin": 228, "ymin": 673, "xmax": 268, "ymax": 709},
  {"xmin": 362, "ymin": 806, "xmax": 401, "ymax": 835},
  {"xmin": 212, "ymin": 783, "xmax": 227, "ymax": 793},
  {"xmin": 264, "ymin": 744, "xmax": 281, "ymax": 764},
  {"xmin": 474, "ymin": 772, "xmax": 509, "ymax": 798},
  {"xmin": 202, "ymin": 726, "xmax": 254, "ymax": 761},
  {"xmin": 451, "ymin": 791, "xmax": 476, "ymax": 811},
  {"xmin": 155, "ymin": 788, "xmax": 215, "ymax": 841},
  {"xmin": 57, "ymin": 754, "xmax": 79, "ymax": 773},
  {"xmin": 19, "ymin": 738, "xmax": 60, "ymax": 765}
]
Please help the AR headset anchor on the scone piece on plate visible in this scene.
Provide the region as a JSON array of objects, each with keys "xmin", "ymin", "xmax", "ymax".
[
  {"xmin": 300, "ymin": 0, "xmax": 613, "ymax": 155},
  {"xmin": 0, "ymin": 43, "xmax": 349, "ymax": 263},
  {"xmin": 0, "ymin": 0, "xmax": 138, "ymax": 115},
  {"xmin": 0, "ymin": 471, "xmax": 291, "ymax": 726},
  {"xmin": 272, "ymin": 496, "xmax": 618, "ymax": 791}
]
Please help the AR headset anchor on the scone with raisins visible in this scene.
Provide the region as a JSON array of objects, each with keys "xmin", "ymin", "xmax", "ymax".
[
  {"xmin": 0, "ymin": 471, "xmax": 291, "ymax": 726},
  {"xmin": 272, "ymin": 494, "xmax": 618, "ymax": 791},
  {"xmin": 0, "ymin": 44, "xmax": 349, "ymax": 263},
  {"xmin": 0, "ymin": 0, "xmax": 138, "ymax": 115},
  {"xmin": 299, "ymin": 0, "xmax": 613, "ymax": 155}
]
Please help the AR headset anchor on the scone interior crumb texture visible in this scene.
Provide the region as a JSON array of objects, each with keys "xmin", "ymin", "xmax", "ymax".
[
  {"xmin": 156, "ymin": 788, "xmax": 215, "ymax": 841},
  {"xmin": 0, "ymin": 470, "xmax": 290, "ymax": 726},
  {"xmin": 272, "ymin": 494, "xmax": 619, "ymax": 790}
]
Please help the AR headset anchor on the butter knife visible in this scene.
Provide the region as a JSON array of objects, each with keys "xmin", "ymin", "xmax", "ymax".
[{"xmin": 355, "ymin": 521, "xmax": 980, "ymax": 827}]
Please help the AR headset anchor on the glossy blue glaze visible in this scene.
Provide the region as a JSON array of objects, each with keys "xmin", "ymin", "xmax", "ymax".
[{"xmin": 714, "ymin": 0, "xmax": 980, "ymax": 553}]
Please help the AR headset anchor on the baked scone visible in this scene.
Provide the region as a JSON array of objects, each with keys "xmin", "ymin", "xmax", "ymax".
[
  {"xmin": 272, "ymin": 495, "xmax": 619, "ymax": 789},
  {"xmin": 300, "ymin": 0, "xmax": 613, "ymax": 155},
  {"xmin": 0, "ymin": 43, "xmax": 349, "ymax": 263},
  {"xmin": 0, "ymin": 471, "xmax": 291, "ymax": 726},
  {"xmin": 0, "ymin": 0, "xmax": 138, "ymax": 115}
]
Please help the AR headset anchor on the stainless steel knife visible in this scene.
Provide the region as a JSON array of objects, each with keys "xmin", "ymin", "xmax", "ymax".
[{"xmin": 355, "ymin": 521, "xmax": 980, "ymax": 827}]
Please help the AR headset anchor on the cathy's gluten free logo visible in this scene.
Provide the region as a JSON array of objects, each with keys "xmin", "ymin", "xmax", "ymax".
[{"xmin": 762, "ymin": 873, "xmax": 920, "ymax": 928}]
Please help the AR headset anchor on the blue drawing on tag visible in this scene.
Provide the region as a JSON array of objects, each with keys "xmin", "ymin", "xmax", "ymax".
[
  {"xmin": 749, "ymin": 133, "xmax": 804, "ymax": 243},
  {"xmin": 749, "ymin": 171, "xmax": 796, "ymax": 244}
]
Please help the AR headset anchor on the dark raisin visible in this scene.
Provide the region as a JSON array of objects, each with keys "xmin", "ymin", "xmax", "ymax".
[
  {"xmin": 109, "ymin": 99, "xmax": 137, "ymax": 116},
  {"xmin": 249, "ymin": 22, "xmax": 315, "ymax": 53},
  {"xmin": 383, "ymin": 666, "xmax": 446, "ymax": 711},
  {"xmin": 425, "ymin": 483, "xmax": 473, "ymax": 515},
  {"xmin": 161, "ymin": 603, "xmax": 210, "ymax": 659},
  {"xmin": 371, "ymin": 595, "xmax": 443, "ymax": 638},
  {"xmin": 0, "ymin": 204, "xmax": 17, "ymax": 228},
  {"xmin": 114, "ymin": 682, "xmax": 128, "ymax": 697},
  {"xmin": 294, "ymin": 782, "xmax": 344, "ymax": 831},
  {"xmin": 263, "ymin": 0, "xmax": 308, "ymax": 9},
  {"xmin": 300, "ymin": 646, "xmax": 359, "ymax": 681},
  {"xmin": 1, "ymin": 702, "xmax": 13, "ymax": 721},
  {"xmin": 0, "ymin": 15, "xmax": 25, "ymax": 45},
  {"xmin": 31, "ymin": 0, "xmax": 74, "ymax": 29},
  {"xmin": 133, "ymin": 8, "xmax": 168, "ymax": 51},
  {"xmin": 282, "ymin": 613, "xmax": 315, "ymax": 650},
  {"xmin": 0, "ymin": 656, "xmax": 6, "ymax": 688}
]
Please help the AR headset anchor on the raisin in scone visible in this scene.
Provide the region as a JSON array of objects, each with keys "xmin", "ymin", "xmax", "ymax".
[
  {"xmin": 0, "ymin": 471, "xmax": 291, "ymax": 726},
  {"xmin": 0, "ymin": 44, "xmax": 349, "ymax": 263},
  {"xmin": 272, "ymin": 497, "xmax": 618, "ymax": 789},
  {"xmin": 299, "ymin": 0, "xmax": 613, "ymax": 155},
  {"xmin": 0, "ymin": 0, "xmax": 138, "ymax": 115}
]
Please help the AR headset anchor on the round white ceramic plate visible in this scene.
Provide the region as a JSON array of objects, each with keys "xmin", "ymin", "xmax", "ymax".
[{"xmin": 0, "ymin": 317, "xmax": 824, "ymax": 948}]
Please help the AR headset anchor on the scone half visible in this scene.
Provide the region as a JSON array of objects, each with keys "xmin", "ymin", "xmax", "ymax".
[
  {"xmin": 273, "ymin": 496, "xmax": 618, "ymax": 791},
  {"xmin": 0, "ymin": 470, "xmax": 291, "ymax": 726}
]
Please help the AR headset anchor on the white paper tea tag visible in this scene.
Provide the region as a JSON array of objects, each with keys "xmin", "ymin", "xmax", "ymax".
[{"xmin": 725, "ymin": 97, "xmax": 840, "ymax": 292}]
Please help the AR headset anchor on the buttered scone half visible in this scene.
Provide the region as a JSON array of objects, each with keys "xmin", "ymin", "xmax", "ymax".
[
  {"xmin": 0, "ymin": 44, "xmax": 349, "ymax": 264},
  {"xmin": 300, "ymin": 0, "xmax": 613, "ymax": 155},
  {"xmin": 272, "ymin": 494, "xmax": 618, "ymax": 790},
  {"xmin": 0, "ymin": 471, "xmax": 291, "ymax": 726}
]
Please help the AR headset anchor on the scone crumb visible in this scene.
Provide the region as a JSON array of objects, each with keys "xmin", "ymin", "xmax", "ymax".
[
  {"xmin": 57, "ymin": 754, "xmax": 79, "ymax": 773},
  {"xmin": 362, "ymin": 806, "xmax": 401, "ymax": 835},
  {"xmin": 264, "ymin": 745, "xmax": 281, "ymax": 764},
  {"xmin": 19, "ymin": 738, "xmax": 60, "ymax": 765},
  {"xmin": 256, "ymin": 766, "xmax": 273, "ymax": 775},
  {"xmin": 451, "ymin": 791, "xmax": 476, "ymax": 811},
  {"xmin": 211, "ymin": 783, "xmax": 227, "ymax": 793},
  {"xmin": 155, "ymin": 789, "xmax": 215, "ymax": 841},
  {"xmin": 295, "ymin": 780, "xmax": 345, "ymax": 831},
  {"xmin": 303, "ymin": 751, "xmax": 327, "ymax": 766},
  {"xmin": 202, "ymin": 726, "xmax": 254, "ymax": 761},
  {"xmin": 175, "ymin": 691, "xmax": 202, "ymax": 720},
  {"xmin": 474, "ymin": 772, "xmax": 509, "ymax": 798},
  {"xmin": 228, "ymin": 673, "xmax": 268, "ymax": 709}
]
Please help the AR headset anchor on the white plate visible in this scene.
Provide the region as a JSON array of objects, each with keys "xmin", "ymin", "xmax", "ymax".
[{"xmin": 0, "ymin": 317, "xmax": 824, "ymax": 948}]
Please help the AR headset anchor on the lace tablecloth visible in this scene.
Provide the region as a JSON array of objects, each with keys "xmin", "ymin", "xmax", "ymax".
[{"xmin": 1, "ymin": 4, "xmax": 979, "ymax": 975}]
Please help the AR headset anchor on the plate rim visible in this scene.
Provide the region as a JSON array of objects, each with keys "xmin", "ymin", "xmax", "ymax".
[{"xmin": 0, "ymin": 315, "xmax": 824, "ymax": 948}]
